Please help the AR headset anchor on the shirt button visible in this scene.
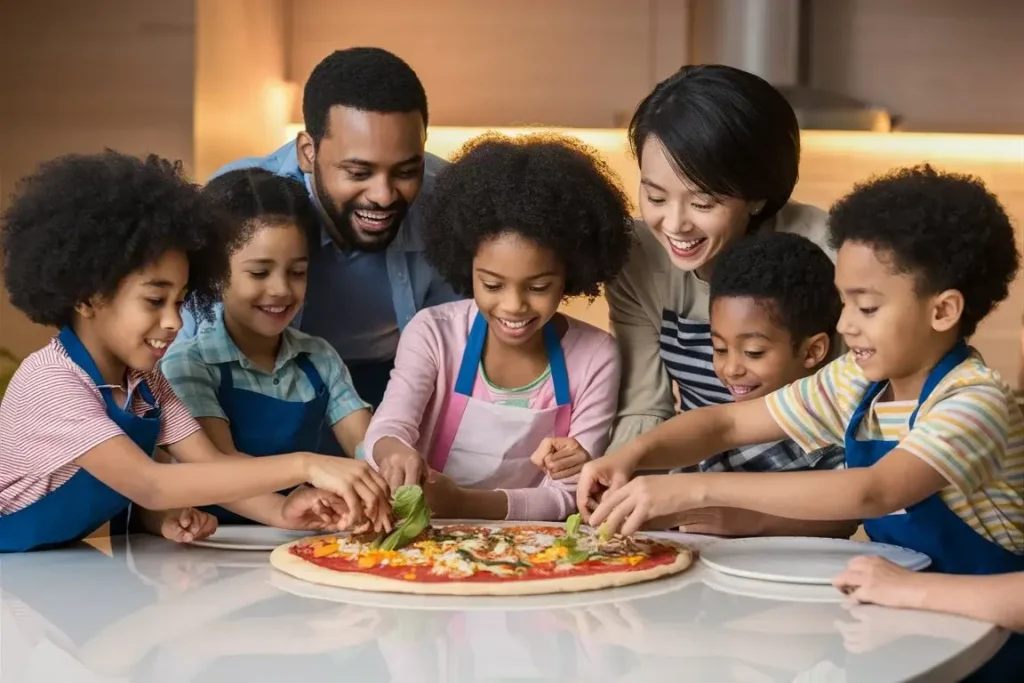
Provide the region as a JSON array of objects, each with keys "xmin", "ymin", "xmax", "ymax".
[{"xmin": 273, "ymin": 378, "xmax": 280, "ymax": 385}]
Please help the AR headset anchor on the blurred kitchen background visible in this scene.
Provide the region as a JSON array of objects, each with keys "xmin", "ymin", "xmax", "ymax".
[{"xmin": 2, "ymin": 0, "xmax": 1023, "ymax": 386}]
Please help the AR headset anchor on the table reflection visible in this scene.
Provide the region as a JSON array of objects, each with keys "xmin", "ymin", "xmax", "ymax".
[{"xmin": 0, "ymin": 535, "xmax": 998, "ymax": 683}]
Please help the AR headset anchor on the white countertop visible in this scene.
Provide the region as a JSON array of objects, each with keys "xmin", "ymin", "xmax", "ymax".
[{"xmin": 0, "ymin": 531, "xmax": 1006, "ymax": 683}]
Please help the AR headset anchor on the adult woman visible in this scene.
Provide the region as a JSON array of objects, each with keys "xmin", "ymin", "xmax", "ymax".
[{"xmin": 608, "ymin": 65, "xmax": 850, "ymax": 536}]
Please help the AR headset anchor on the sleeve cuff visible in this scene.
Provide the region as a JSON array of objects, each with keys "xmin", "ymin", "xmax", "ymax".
[{"xmin": 608, "ymin": 414, "xmax": 665, "ymax": 452}]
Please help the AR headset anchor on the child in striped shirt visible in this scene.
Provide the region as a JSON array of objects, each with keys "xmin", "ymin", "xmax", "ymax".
[
  {"xmin": 664, "ymin": 231, "xmax": 853, "ymax": 538},
  {"xmin": 161, "ymin": 169, "xmax": 373, "ymax": 524},
  {"xmin": 0, "ymin": 152, "xmax": 391, "ymax": 552},
  {"xmin": 581, "ymin": 165, "xmax": 1024, "ymax": 680}
]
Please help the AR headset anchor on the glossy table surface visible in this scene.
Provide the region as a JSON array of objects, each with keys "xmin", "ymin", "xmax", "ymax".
[{"xmin": 0, "ymin": 531, "xmax": 1006, "ymax": 683}]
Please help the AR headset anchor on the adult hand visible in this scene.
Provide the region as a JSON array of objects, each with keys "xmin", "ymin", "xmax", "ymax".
[{"xmin": 530, "ymin": 437, "xmax": 590, "ymax": 480}]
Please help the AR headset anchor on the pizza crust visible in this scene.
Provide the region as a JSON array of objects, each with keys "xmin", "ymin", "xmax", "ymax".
[{"xmin": 269, "ymin": 529, "xmax": 695, "ymax": 596}]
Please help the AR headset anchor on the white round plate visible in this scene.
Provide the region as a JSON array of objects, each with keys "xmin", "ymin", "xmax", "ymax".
[
  {"xmin": 702, "ymin": 569, "xmax": 845, "ymax": 603},
  {"xmin": 188, "ymin": 526, "xmax": 319, "ymax": 551},
  {"xmin": 699, "ymin": 536, "xmax": 930, "ymax": 585}
]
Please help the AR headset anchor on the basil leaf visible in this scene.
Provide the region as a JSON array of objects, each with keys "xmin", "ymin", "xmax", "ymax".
[
  {"xmin": 567, "ymin": 549, "xmax": 591, "ymax": 564},
  {"xmin": 565, "ymin": 513, "xmax": 581, "ymax": 538},
  {"xmin": 379, "ymin": 505, "xmax": 431, "ymax": 551},
  {"xmin": 392, "ymin": 484, "xmax": 424, "ymax": 518}
]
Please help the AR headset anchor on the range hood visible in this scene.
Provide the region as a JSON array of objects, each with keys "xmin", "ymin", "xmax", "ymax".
[{"xmin": 689, "ymin": 0, "xmax": 896, "ymax": 131}]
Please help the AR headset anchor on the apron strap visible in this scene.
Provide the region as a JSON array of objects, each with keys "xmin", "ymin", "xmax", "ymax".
[
  {"xmin": 543, "ymin": 322, "xmax": 571, "ymax": 407},
  {"xmin": 57, "ymin": 326, "xmax": 115, "ymax": 404},
  {"xmin": 908, "ymin": 341, "xmax": 970, "ymax": 428},
  {"xmin": 429, "ymin": 313, "xmax": 575, "ymax": 470},
  {"xmin": 295, "ymin": 353, "xmax": 328, "ymax": 397}
]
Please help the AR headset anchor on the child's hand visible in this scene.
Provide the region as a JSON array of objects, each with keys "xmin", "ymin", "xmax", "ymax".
[
  {"xmin": 376, "ymin": 448, "xmax": 426, "ymax": 492},
  {"xmin": 423, "ymin": 468, "xmax": 464, "ymax": 519},
  {"xmin": 832, "ymin": 555, "xmax": 927, "ymax": 610},
  {"xmin": 281, "ymin": 486, "xmax": 348, "ymax": 530},
  {"xmin": 304, "ymin": 455, "xmax": 393, "ymax": 532},
  {"xmin": 587, "ymin": 473, "xmax": 695, "ymax": 536},
  {"xmin": 576, "ymin": 450, "xmax": 637, "ymax": 523},
  {"xmin": 159, "ymin": 508, "xmax": 218, "ymax": 544},
  {"xmin": 530, "ymin": 437, "xmax": 590, "ymax": 480}
]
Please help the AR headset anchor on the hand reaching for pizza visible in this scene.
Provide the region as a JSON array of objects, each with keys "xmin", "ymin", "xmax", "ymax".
[
  {"xmin": 280, "ymin": 485, "xmax": 365, "ymax": 531},
  {"xmin": 304, "ymin": 455, "xmax": 394, "ymax": 532},
  {"xmin": 374, "ymin": 439, "xmax": 427, "ymax": 492},
  {"xmin": 158, "ymin": 507, "xmax": 218, "ymax": 544},
  {"xmin": 587, "ymin": 473, "xmax": 694, "ymax": 536},
  {"xmin": 530, "ymin": 437, "xmax": 590, "ymax": 480},
  {"xmin": 576, "ymin": 450, "xmax": 636, "ymax": 523}
]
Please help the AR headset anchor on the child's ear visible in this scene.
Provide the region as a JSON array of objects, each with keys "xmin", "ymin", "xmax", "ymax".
[
  {"xmin": 297, "ymin": 131, "xmax": 316, "ymax": 175},
  {"xmin": 75, "ymin": 299, "xmax": 98, "ymax": 319},
  {"xmin": 931, "ymin": 289, "xmax": 964, "ymax": 333},
  {"xmin": 801, "ymin": 332, "xmax": 832, "ymax": 370}
]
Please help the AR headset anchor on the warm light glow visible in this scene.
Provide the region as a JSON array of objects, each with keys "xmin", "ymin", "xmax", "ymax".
[
  {"xmin": 285, "ymin": 123, "xmax": 1024, "ymax": 165},
  {"xmin": 801, "ymin": 130, "xmax": 1024, "ymax": 163}
]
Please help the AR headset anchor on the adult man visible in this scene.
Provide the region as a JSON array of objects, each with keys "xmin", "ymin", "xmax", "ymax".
[{"xmin": 182, "ymin": 47, "xmax": 460, "ymax": 404}]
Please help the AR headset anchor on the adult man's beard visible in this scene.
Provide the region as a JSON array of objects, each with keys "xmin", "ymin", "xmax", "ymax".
[{"xmin": 312, "ymin": 173, "xmax": 408, "ymax": 254}]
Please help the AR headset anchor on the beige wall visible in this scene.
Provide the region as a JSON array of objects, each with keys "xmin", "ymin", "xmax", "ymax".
[
  {"xmin": 809, "ymin": 0, "xmax": 1024, "ymax": 134},
  {"xmin": 288, "ymin": 0, "xmax": 689, "ymax": 129},
  {"xmin": 194, "ymin": 0, "xmax": 292, "ymax": 182},
  {"xmin": 0, "ymin": 0, "xmax": 195, "ymax": 358}
]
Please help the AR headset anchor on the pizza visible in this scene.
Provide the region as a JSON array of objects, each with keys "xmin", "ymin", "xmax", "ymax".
[{"xmin": 269, "ymin": 520, "xmax": 694, "ymax": 596}]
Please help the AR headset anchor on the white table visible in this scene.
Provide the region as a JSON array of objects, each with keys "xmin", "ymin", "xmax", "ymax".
[{"xmin": 0, "ymin": 532, "xmax": 1006, "ymax": 683}]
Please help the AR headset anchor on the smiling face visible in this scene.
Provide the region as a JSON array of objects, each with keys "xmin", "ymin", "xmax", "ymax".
[
  {"xmin": 472, "ymin": 233, "xmax": 566, "ymax": 349},
  {"xmin": 299, "ymin": 107, "xmax": 426, "ymax": 252},
  {"xmin": 710, "ymin": 296, "xmax": 828, "ymax": 401},
  {"xmin": 835, "ymin": 241, "xmax": 963, "ymax": 396},
  {"xmin": 78, "ymin": 249, "xmax": 189, "ymax": 380},
  {"xmin": 222, "ymin": 221, "xmax": 309, "ymax": 343},
  {"xmin": 638, "ymin": 136, "xmax": 764, "ymax": 280}
]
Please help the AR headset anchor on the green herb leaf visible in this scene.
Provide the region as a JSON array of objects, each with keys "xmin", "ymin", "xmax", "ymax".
[
  {"xmin": 377, "ymin": 484, "xmax": 432, "ymax": 551},
  {"xmin": 392, "ymin": 484, "xmax": 424, "ymax": 518},
  {"xmin": 565, "ymin": 513, "xmax": 581, "ymax": 538},
  {"xmin": 379, "ymin": 505, "xmax": 431, "ymax": 551},
  {"xmin": 567, "ymin": 549, "xmax": 591, "ymax": 564}
]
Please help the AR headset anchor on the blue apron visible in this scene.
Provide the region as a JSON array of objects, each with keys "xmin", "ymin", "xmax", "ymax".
[
  {"xmin": 0, "ymin": 327, "xmax": 162, "ymax": 552},
  {"xmin": 200, "ymin": 354, "xmax": 329, "ymax": 524},
  {"xmin": 313, "ymin": 358, "xmax": 394, "ymax": 456},
  {"xmin": 846, "ymin": 341, "xmax": 1024, "ymax": 681}
]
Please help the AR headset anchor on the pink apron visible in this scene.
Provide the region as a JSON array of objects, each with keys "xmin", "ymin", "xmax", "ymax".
[{"xmin": 428, "ymin": 312, "xmax": 572, "ymax": 488}]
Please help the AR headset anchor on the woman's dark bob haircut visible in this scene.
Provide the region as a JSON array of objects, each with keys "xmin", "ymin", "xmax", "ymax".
[{"xmin": 629, "ymin": 64, "xmax": 801, "ymax": 227}]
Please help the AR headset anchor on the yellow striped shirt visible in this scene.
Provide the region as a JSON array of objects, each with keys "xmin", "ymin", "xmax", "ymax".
[{"xmin": 766, "ymin": 349, "xmax": 1024, "ymax": 553}]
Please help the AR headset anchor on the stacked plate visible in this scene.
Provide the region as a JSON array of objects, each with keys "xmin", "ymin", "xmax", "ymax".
[{"xmin": 699, "ymin": 537, "xmax": 931, "ymax": 602}]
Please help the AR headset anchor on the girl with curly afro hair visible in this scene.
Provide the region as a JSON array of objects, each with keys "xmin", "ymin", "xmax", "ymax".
[
  {"xmin": 364, "ymin": 133, "xmax": 634, "ymax": 521},
  {"xmin": 0, "ymin": 151, "xmax": 392, "ymax": 552}
]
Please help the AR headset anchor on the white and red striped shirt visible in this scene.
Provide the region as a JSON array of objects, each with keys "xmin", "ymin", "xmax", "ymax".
[{"xmin": 0, "ymin": 338, "xmax": 200, "ymax": 513}]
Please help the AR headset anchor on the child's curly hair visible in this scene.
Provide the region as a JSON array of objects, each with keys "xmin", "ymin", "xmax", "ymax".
[
  {"xmin": 421, "ymin": 133, "xmax": 635, "ymax": 298},
  {"xmin": 2, "ymin": 150, "xmax": 231, "ymax": 327},
  {"xmin": 828, "ymin": 164, "xmax": 1019, "ymax": 338}
]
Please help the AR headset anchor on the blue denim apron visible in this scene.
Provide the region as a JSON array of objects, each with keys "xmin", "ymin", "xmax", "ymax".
[
  {"xmin": 0, "ymin": 327, "xmax": 161, "ymax": 552},
  {"xmin": 200, "ymin": 354, "xmax": 329, "ymax": 524},
  {"xmin": 846, "ymin": 341, "xmax": 1024, "ymax": 680}
]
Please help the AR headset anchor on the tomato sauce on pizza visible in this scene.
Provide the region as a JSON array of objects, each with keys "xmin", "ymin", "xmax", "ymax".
[{"xmin": 287, "ymin": 523, "xmax": 684, "ymax": 584}]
